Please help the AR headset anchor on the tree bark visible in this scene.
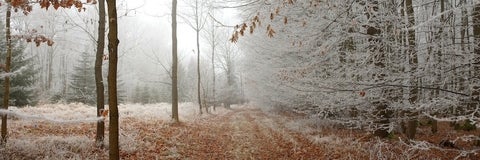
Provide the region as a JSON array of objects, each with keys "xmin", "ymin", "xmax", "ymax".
[
  {"xmin": 209, "ymin": 6, "xmax": 217, "ymax": 111},
  {"xmin": 95, "ymin": 0, "xmax": 106, "ymax": 147},
  {"xmin": 363, "ymin": 1, "xmax": 390, "ymax": 138},
  {"xmin": 472, "ymin": 1, "xmax": 480, "ymax": 147},
  {"xmin": 195, "ymin": 0, "xmax": 203, "ymax": 114},
  {"xmin": 406, "ymin": 0, "xmax": 418, "ymax": 140},
  {"xmin": 172, "ymin": 0, "xmax": 179, "ymax": 123},
  {"xmin": 1, "ymin": 2, "xmax": 12, "ymax": 145},
  {"xmin": 106, "ymin": 0, "xmax": 119, "ymax": 159}
]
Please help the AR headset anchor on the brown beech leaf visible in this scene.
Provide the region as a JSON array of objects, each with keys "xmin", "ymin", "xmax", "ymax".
[{"xmin": 47, "ymin": 39, "xmax": 54, "ymax": 46}]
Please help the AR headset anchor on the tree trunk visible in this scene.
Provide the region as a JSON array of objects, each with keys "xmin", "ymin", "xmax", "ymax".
[
  {"xmin": 1, "ymin": 3, "xmax": 12, "ymax": 145},
  {"xmin": 106, "ymin": 0, "xmax": 119, "ymax": 159},
  {"xmin": 195, "ymin": 0, "xmax": 203, "ymax": 114},
  {"xmin": 431, "ymin": 119, "xmax": 438, "ymax": 134},
  {"xmin": 406, "ymin": 0, "xmax": 418, "ymax": 140},
  {"xmin": 95, "ymin": 0, "xmax": 106, "ymax": 147},
  {"xmin": 212, "ymin": 37, "xmax": 216, "ymax": 111},
  {"xmin": 225, "ymin": 59, "xmax": 234, "ymax": 109},
  {"xmin": 210, "ymin": 12, "xmax": 216, "ymax": 111},
  {"xmin": 172, "ymin": 0, "xmax": 179, "ymax": 123},
  {"xmin": 47, "ymin": 47, "xmax": 53, "ymax": 91},
  {"xmin": 62, "ymin": 54, "xmax": 68, "ymax": 99},
  {"xmin": 472, "ymin": 1, "xmax": 480, "ymax": 147},
  {"xmin": 363, "ymin": 1, "xmax": 390, "ymax": 138}
]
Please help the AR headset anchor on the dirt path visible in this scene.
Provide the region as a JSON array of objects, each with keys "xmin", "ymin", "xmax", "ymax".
[{"xmin": 143, "ymin": 107, "xmax": 326, "ymax": 159}]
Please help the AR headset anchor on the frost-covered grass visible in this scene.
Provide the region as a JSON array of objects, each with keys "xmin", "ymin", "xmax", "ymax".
[
  {"xmin": 0, "ymin": 136, "xmax": 104, "ymax": 160},
  {"xmin": 2, "ymin": 103, "xmax": 479, "ymax": 159},
  {"xmin": 6, "ymin": 102, "xmax": 201, "ymax": 122},
  {"xmin": 0, "ymin": 102, "xmax": 212, "ymax": 159}
]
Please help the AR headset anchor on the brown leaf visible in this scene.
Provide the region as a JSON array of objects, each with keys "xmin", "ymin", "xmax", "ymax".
[{"xmin": 47, "ymin": 39, "xmax": 54, "ymax": 46}]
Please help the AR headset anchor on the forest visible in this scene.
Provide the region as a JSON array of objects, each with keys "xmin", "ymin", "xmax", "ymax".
[{"xmin": 1, "ymin": 0, "xmax": 480, "ymax": 159}]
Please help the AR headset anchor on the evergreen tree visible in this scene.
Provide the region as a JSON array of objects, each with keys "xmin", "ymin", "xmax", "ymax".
[
  {"xmin": 132, "ymin": 83, "xmax": 151, "ymax": 104},
  {"xmin": 68, "ymin": 51, "xmax": 96, "ymax": 105},
  {"xmin": 103, "ymin": 67, "xmax": 126, "ymax": 104},
  {"xmin": 0, "ymin": 23, "xmax": 36, "ymax": 107}
]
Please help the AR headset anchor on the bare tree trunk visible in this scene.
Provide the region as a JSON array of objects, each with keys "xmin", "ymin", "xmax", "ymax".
[
  {"xmin": 472, "ymin": 1, "xmax": 480, "ymax": 147},
  {"xmin": 363, "ymin": 1, "xmax": 390, "ymax": 138},
  {"xmin": 225, "ymin": 58, "xmax": 234, "ymax": 109},
  {"xmin": 47, "ymin": 47, "xmax": 53, "ymax": 91},
  {"xmin": 212, "ymin": 36, "xmax": 216, "ymax": 111},
  {"xmin": 1, "ymin": 3, "xmax": 12, "ymax": 145},
  {"xmin": 106, "ymin": 0, "xmax": 119, "ymax": 159},
  {"xmin": 406, "ymin": 0, "xmax": 418, "ymax": 140},
  {"xmin": 62, "ymin": 54, "xmax": 68, "ymax": 99},
  {"xmin": 95, "ymin": 0, "xmax": 106, "ymax": 147},
  {"xmin": 210, "ymin": 12, "xmax": 216, "ymax": 111},
  {"xmin": 195, "ymin": 0, "xmax": 203, "ymax": 114},
  {"xmin": 172, "ymin": 0, "xmax": 179, "ymax": 123},
  {"xmin": 429, "ymin": 0, "xmax": 447, "ymax": 134}
]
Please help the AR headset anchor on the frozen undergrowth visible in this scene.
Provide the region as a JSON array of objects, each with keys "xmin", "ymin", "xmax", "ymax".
[
  {"xmin": 0, "ymin": 102, "xmax": 209, "ymax": 159},
  {"xmin": 3, "ymin": 103, "xmax": 475, "ymax": 159},
  {"xmin": 0, "ymin": 136, "xmax": 104, "ymax": 160},
  {"xmin": 5, "ymin": 102, "xmax": 201, "ymax": 123}
]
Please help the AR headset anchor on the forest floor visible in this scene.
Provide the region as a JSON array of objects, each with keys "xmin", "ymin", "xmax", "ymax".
[{"xmin": 1, "ymin": 104, "xmax": 480, "ymax": 159}]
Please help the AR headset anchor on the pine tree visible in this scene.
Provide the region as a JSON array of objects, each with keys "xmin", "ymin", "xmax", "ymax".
[
  {"xmin": 0, "ymin": 23, "xmax": 36, "ymax": 107},
  {"xmin": 103, "ymin": 67, "xmax": 126, "ymax": 104},
  {"xmin": 68, "ymin": 51, "xmax": 96, "ymax": 105}
]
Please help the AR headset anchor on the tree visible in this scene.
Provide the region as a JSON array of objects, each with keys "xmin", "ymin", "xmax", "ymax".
[
  {"xmin": 132, "ymin": 83, "xmax": 151, "ymax": 104},
  {"xmin": 106, "ymin": 0, "xmax": 120, "ymax": 158},
  {"xmin": 1, "ymin": 2, "xmax": 13, "ymax": 144},
  {"xmin": 218, "ymin": 39, "xmax": 239, "ymax": 108},
  {"xmin": 181, "ymin": 0, "xmax": 210, "ymax": 114},
  {"xmin": 203, "ymin": 9, "xmax": 221, "ymax": 110},
  {"xmin": 0, "ymin": 34, "xmax": 36, "ymax": 107},
  {"xmin": 472, "ymin": 0, "xmax": 480, "ymax": 146},
  {"xmin": 405, "ymin": 0, "xmax": 418, "ymax": 140},
  {"xmin": 103, "ymin": 69, "xmax": 126, "ymax": 104},
  {"xmin": 68, "ymin": 51, "xmax": 96, "ymax": 105},
  {"xmin": 95, "ymin": 0, "xmax": 106, "ymax": 146},
  {"xmin": 0, "ymin": 0, "xmax": 96, "ymax": 145},
  {"xmin": 172, "ymin": 0, "xmax": 180, "ymax": 123}
]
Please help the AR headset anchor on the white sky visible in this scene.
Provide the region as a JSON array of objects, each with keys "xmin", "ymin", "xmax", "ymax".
[
  {"xmin": 121, "ymin": 0, "xmax": 239, "ymax": 53},
  {"xmin": 115, "ymin": 0, "xmax": 240, "ymax": 87}
]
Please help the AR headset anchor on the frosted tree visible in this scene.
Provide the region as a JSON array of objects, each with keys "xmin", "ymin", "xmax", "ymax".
[
  {"xmin": 0, "ymin": 0, "xmax": 97, "ymax": 147},
  {"xmin": 233, "ymin": 0, "xmax": 480, "ymax": 145},
  {"xmin": 180, "ymin": 0, "xmax": 212, "ymax": 113},
  {"xmin": 68, "ymin": 51, "xmax": 96, "ymax": 105}
]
